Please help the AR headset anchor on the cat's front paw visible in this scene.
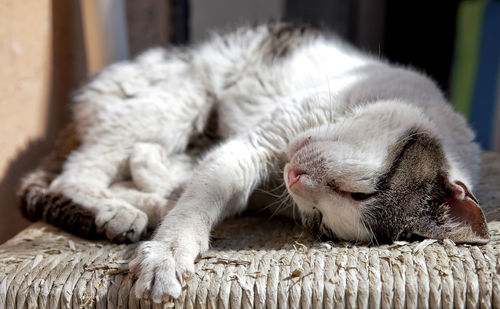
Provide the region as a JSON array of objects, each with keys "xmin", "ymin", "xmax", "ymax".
[
  {"xmin": 129, "ymin": 240, "xmax": 196, "ymax": 302},
  {"xmin": 95, "ymin": 200, "xmax": 148, "ymax": 242}
]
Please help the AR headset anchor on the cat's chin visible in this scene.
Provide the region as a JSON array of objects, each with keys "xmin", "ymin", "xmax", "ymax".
[{"xmin": 297, "ymin": 205, "xmax": 374, "ymax": 243}]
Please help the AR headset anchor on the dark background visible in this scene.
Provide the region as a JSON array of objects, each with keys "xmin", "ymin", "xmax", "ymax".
[{"xmin": 161, "ymin": 0, "xmax": 462, "ymax": 95}]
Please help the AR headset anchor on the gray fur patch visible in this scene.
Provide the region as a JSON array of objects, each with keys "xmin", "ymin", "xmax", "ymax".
[
  {"xmin": 20, "ymin": 182, "xmax": 99, "ymax": 239},
  {"xmin": 261, "ymin": 22, "xmax": 320, "ymax": 61},
  {"xmin": 361, "ymin": 128, "xmax": 450, "ymax": 243},
  {"xmin": 187, "ymin": 103, "xmax": 221, "ymax": 157}
]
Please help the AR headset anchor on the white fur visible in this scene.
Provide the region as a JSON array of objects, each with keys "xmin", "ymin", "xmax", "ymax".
[{"xmin": 48, "ymin": 24, "xmax": 479, "ymax": 301}]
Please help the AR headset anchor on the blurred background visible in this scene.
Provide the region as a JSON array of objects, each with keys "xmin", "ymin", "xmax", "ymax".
[{"xmin": 1, "ymin": 0, "xmax": 499, "ymax": 243}]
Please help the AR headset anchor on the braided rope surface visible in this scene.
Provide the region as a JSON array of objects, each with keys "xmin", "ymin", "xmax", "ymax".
[{"xmin": 1, "ymin": 152, "xmax": 499, "ymax": 308}]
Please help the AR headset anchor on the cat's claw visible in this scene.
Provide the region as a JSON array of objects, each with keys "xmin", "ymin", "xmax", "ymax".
[{"xmin": 130, "ymin": 240, "xmax": 194, "ymax": 302}]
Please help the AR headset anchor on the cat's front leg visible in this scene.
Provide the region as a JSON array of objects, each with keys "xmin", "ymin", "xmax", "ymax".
[
  {"xmin": 129, "ymin": 207, "xmax": 210, "ymax": 301},
  {"xmin": 50, "ymin": 145, "xmax": 149, "ymax": 242},
  {"xmin": 129, "ymin": 137, "xmax": 276, "ymax": 302}
]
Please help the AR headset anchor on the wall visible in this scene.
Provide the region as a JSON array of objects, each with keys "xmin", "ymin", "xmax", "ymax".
[
  {"xmin": 190, "ymin": 0, "xmax": 284, "ymax": 42},
  {"xmin": 0, "ymin": 0, "xmax": 52, "ymax": 243},
  {"xmin": 0, "ymin": 0, "xmax": 87, "ymax": 243}
]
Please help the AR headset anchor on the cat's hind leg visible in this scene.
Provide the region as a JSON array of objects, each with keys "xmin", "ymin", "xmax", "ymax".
[
  {"xmin": 129, "ymin": 142, "xmax": 194, "ymax": 196},
  {"xmin": 47, "ymin": 47, "xmax": 214, "ymax": 242},
  {"xmin": 107, "ymin": 142, "xmax": 193, "ymax": 229},
  {"xmin": 50, "ymin": 144, "xmax": 148, "ymax": 242},
  {"xmin": 109, "ymin": 181, "xmax": 178, "ymax": 228}
]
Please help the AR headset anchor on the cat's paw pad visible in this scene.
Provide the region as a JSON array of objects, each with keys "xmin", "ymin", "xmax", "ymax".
[
  {"xmin": 95, "ymin": 201, "xmax": 148, "ymax": 242},
  {"xmin": 130, "ymin": 240, "xmax": 195, "ymax": 302}
]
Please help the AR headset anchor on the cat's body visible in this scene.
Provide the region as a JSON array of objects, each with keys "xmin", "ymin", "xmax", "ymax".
[{"xmin": 21, "ymin": 23, "xmax": 489, "ymax": 302}]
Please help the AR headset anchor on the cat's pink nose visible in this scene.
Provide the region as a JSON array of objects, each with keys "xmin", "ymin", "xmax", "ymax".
[{"xmin": 288, "ymin": 169, "xmax": 305, "ymax": 187}]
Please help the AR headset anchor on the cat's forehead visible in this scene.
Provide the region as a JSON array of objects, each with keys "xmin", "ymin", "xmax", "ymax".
[
  {"xmin": 294, "ymin": 109, "xmax": 423, "ymax": 163},
  {"xmin": 302, "ymin": 100, "xmax": 430, "ymax": 142},
  {"xmin": 288, "ymin": 101, "xmax": 445, "ymax": 186},
  {"xmin": 377, "ymin": 126, "xmax": 447, "ymax": 190}
]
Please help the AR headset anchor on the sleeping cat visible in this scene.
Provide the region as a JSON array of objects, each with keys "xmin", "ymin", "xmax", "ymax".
[{"xmin": 20, "ymin": 23, "xmax": 489, "ymax": 302}]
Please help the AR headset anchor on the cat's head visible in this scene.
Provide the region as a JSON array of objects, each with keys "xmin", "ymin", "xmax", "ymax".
[{"xmin": 285, "ymin": 101, "xmax": 489, "ymax": 244}]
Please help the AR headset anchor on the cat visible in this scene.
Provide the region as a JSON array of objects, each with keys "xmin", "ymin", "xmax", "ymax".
[{"xmin": 19, "ymin": 23, "xmax": 489, "ymax": 303}]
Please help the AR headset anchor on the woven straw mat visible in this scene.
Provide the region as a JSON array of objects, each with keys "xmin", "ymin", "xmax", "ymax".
[{"xmin": 1, "ymin": 152, "xmax": 499, "ymax": 308}]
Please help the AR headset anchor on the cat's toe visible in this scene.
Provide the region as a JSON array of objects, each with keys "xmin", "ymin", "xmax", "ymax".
[
  {"xmin": 130, "ymin": 240, "xmax": 188, "ymax": 302},
  {"xmin": 96, "ymin": 201, "xmax": 148, "ymax": 242},
  {"xmin": 149, "ymin": 258, "xmax": 182, "ymax": 302}
]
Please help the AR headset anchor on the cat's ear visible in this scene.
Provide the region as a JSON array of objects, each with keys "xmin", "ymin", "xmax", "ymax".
[
  {"xmin": 409, "ymin": 179, "xmax": 490, "ymax": 244},
  {"xmin": 444, "ymin": 180, "xmax": 489, "ymax": 241}
]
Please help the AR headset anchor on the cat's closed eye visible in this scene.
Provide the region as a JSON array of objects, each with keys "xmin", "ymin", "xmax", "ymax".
[
  {"xmin": 326, "ymin": 181, "xmax": 377, "ymax": 201},
  {"xmin": 350, "ymin": 192, "xmax": 377, "ymax": 201}
]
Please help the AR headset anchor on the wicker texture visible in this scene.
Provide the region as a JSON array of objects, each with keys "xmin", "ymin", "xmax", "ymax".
[{"xmin": 1, "ymin": 153, "xmax": 499, "ymax": 308}]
